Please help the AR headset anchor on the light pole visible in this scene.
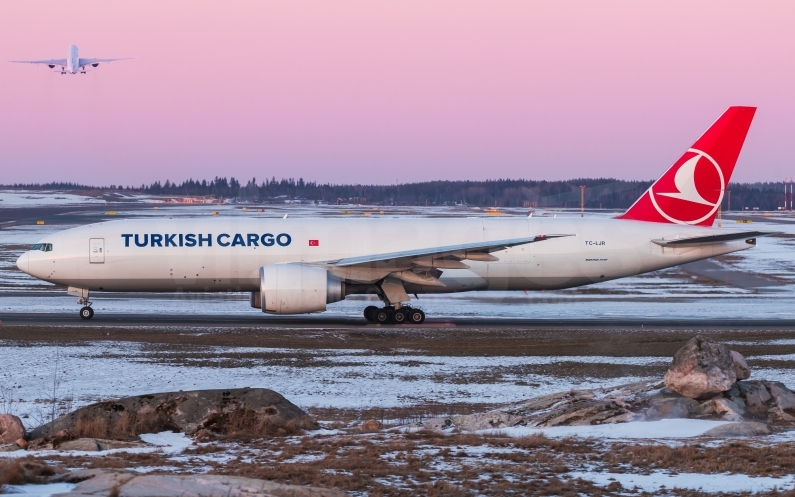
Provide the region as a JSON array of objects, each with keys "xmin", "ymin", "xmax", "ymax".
[{"xmin": 580, "ymin": 185, "xmax": 585, "ymax": 217}]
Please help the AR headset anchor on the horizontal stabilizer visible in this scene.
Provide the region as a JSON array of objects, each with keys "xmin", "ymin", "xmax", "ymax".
[{"xmin": 651, "ymin": 231, "xmax": 775, "ymax": 247}]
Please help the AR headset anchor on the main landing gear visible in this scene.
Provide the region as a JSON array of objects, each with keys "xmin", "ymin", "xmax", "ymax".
[{"xmin": 364, "ymin": 305, "xmax": 425, "ymax": 325}]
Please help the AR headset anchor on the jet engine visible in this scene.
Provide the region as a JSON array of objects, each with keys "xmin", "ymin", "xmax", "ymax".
[{"xmin": 254, "ymin": 263, "xmax": 345, "ymax": 314}]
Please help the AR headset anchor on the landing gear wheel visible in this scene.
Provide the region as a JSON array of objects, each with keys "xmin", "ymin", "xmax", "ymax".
[
  {"xmin": 80, "ymin": 306, "xmax": 94, "ymax": 320},
  {"xmin": 408, "ymin": 309, "xmax": 425, "ymax": 324},
  {"xmin": 375, "ymin": 309, "xmax": 392, "ymax": 324},
  {"xmin": 393, "ymin": 309, "xmax": 407, "ymax": 324},
  {"xmin": 364, "ymin": 306, "xmax": 379, "ymax": 322}
]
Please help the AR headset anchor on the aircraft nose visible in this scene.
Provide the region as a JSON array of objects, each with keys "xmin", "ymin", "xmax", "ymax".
[{"xmin": 16, "ymin": 252, "xmax": 29, "ymax": 274}]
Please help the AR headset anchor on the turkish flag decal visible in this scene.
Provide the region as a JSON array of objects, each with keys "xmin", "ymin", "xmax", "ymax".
[{"xmin": 309, "ymin": 240, "xmax": 319, "ymax": 246}]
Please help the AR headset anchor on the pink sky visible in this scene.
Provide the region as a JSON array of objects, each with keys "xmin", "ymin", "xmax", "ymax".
[{"xmin": 1, "ymin": 1, "xmax": 794, "ymax": 186}]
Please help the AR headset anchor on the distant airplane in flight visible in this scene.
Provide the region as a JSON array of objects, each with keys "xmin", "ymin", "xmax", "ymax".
[{"xmin": 10, "ymin": 44, "xmax": 132, "ymax": 74}]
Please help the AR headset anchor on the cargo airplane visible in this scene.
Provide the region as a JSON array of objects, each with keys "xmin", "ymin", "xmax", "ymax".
[
  {"xmin": 10, "ymin": 44, "xmax": 131, "ymax": 74},
  {"xmin": 16, "ymin": 106, "xmax": 770, "ymax": 323}
]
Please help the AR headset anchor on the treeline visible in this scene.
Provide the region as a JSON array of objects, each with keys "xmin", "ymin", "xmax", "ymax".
[{"xmin": 3, "ymin": 177, "xmax": 791, "ymax": 210}]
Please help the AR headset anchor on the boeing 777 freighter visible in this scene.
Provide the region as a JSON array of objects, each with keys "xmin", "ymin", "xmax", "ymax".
[
  {"xmin": 10, "ymin": 45, "xmax": 131, "ymax": 74},
  {"xmin": 16, "ymin": 107, "xmax": 770, "ymax": 323}
]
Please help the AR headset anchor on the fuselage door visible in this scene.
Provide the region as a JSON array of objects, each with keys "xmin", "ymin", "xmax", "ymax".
[{"xmin": 89, "ymin": 238, "xmax": 105, "ymax": 263}]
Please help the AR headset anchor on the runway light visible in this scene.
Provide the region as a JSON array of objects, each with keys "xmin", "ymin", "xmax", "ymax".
[
  {"xmin": 107, "ymin": 211, "xmax": 117, "ymax": 215},
  {"xmin": 36, "ymin": 220, "xmax": 45, "ymax": 225}
]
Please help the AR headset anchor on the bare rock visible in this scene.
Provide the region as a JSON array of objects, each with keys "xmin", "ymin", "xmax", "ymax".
[
  {"xmin": 731, "ymin": 350, "xmax": 751, "ymax": 380},
  {"xmin": 730, "ymin": 381, "xmax": 772, "ymax": 419},
  {"xmin": 52, "ymin": 470, "xmax": 346, "ymax": 497},
  {"xmin": 664, "ymin": 336, "xmax": 737, "ymax": 399},
  {"xmin": 702, "ymin": 422, "xmax": 770, "ymax": 437},
  {"xmin": 0, "ymin": 413, "xmax": 26, "ymax": 443},
  {"xmin": 453, "ymin": 411, "xmax": 526, "ymax": 431},
  {"xmin": 59, "ymin": 438, "xmax": 101, "ymax": 451},
  {"xmin": 30, "ymin": 388, "xmax": 314, "ymax": 440},
  {"xmin": 359, "ymin": 419, "xmax": 382, "ymax": 432},
  {"xmin": 645, "ymin": 396, "xmax": 701, "ymax": 420},
  {"xmin": 736, "ymin": 381, "xmax": 771, "ymax": 407},
  {"xmin": 698, "ymin": 397, "xmax": 746, "ymax": 421},
  {"xmin": 767, "ymin": 382, "xmax": 795, "ymax": 411},
  {"xmin": 97, "ymin": 439, "xmax": 148, "ymax": 450},
  {"xmin": 423, "ymin": 417, "xmax": 455, "ymax": 431},
  {"xmin": 769, "ymin": 407, "xmax": 795, "ymax": 423}
]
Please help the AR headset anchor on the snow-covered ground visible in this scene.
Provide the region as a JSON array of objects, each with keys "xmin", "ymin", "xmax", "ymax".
[
  {"xmin": 0, "ymin": 190, "xmax": 106, "ymax": 207},
  {"xmin": 0, "ymin": 341, "xmax": 665, "ymax": 427},
  {"xmin": 568, "ymin": 470, "xmax": 795, "ymax": 494}
]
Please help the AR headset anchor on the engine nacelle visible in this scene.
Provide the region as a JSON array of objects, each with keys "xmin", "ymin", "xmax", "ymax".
[{"xmin": 256, "ymin": 264, "xmax": 344, "ymax": 314}]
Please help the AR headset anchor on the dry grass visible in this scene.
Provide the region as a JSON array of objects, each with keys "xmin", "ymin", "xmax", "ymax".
[
  {"xmin": 64, "ymin": 410, "xmax": 177, "ymax": 443},
  {"xmin": 601, "ymin": 442, "xmax": 795, "ymax": 477},
  {"xmin": 13, "ymin": 429, "xmax": 795, "ymax": 496},
  {"xmin": 0, "ymin": 459, "xmax": 62, "ymax": 487},
  {"xmin": 195, "ymin": 407, "xmax": 317, "ymax": 440}
]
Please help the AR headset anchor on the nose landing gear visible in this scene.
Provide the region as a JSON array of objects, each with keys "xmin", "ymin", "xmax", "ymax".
[
  {"xmin": 364, "ymin": 305, "xmax": 425, "ymax": 325},
  {"xmin": 78, "ymin": 296, "xmax": 94, "ymax": 320}
]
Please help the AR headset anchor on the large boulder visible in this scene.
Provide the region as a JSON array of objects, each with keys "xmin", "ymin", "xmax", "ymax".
[
  {"xmin": 29, "ymin": 388, "xmax": 315, "ymax": 441},
  {"xmin": 664, "ymin": 336, "xmax": 737, "ymax": 399},
  {"xmin": 0, "ymin": 413, "xmax": 25, "ymax": 443}
]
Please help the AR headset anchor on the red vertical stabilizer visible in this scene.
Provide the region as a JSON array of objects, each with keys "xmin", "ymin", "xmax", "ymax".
[{"xmin": 619, "ymin": 106, "xmax": 756, "ymax": 226}]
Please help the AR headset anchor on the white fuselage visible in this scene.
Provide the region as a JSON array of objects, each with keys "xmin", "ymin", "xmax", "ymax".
[
  {"xmin": 16, "ymin": 216, "xmax": 753, "ymax": 295},
  {"xmin": 66, "ymin": 44, "xmax": 79, "ymax": 74}
]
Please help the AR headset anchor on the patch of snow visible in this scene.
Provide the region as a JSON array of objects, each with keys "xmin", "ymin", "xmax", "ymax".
[
  {"xmin": 483, "ymin": 419, "xmax": 733, "ymax": 439},
  {"xmin": 570, "ymin": 470, "xmax": 795, "ymax": 493},
  {"xmin": 2, "ymin": 483, "xmax": 76, "ymax": 496},
  {"xmin": 138, "ymin": 431, "xmax": 192, "ymax": 453},
  {"xmin": 0, "ymin": 191, "xmax": 103, "ymax": 207}
]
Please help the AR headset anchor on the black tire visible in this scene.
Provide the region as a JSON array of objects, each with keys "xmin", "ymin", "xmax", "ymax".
[
  {"xmin": 408, "ymin": 309, "xmax": 425, "ymax": 324},
  {"xmin": 80, "ymin": 306, "xmax": 94, "ymax": 320},
  {"xmin": 375, "ymin": 309, "xmax": 391, "ymax": 324},
  {"xmin": 393, "ymin": 309, "xmax": 407, "ymax": 324},
  {"xmin": 364, "ymin": 306, "xmax": 379, "ymax": 322}
]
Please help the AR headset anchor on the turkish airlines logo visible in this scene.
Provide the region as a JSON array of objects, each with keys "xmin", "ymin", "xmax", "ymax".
[{"xmin": 649, "ymin": 148, "xmax": 724, "ymax": 225}]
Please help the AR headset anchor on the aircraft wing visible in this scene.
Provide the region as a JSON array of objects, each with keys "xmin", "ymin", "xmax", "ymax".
[
  {"xmin": 10, "ymin": 59, "xmax": 67, "ymax": 66},
  {"xmin": 332, "ymin": 234, "xmax": 574, "ymax": 268},
  {"xmin": 78, "ymin": 58, "xmax": 133, "ymax": 67},
  {"xmin": 651, "ymin": 230, "xmax": 776, "ymax": 247}
]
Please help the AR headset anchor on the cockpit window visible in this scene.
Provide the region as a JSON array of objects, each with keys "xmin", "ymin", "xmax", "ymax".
[{"xmin": 30, "ymin": 244, "xmax": 52, "ymax": 252}]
